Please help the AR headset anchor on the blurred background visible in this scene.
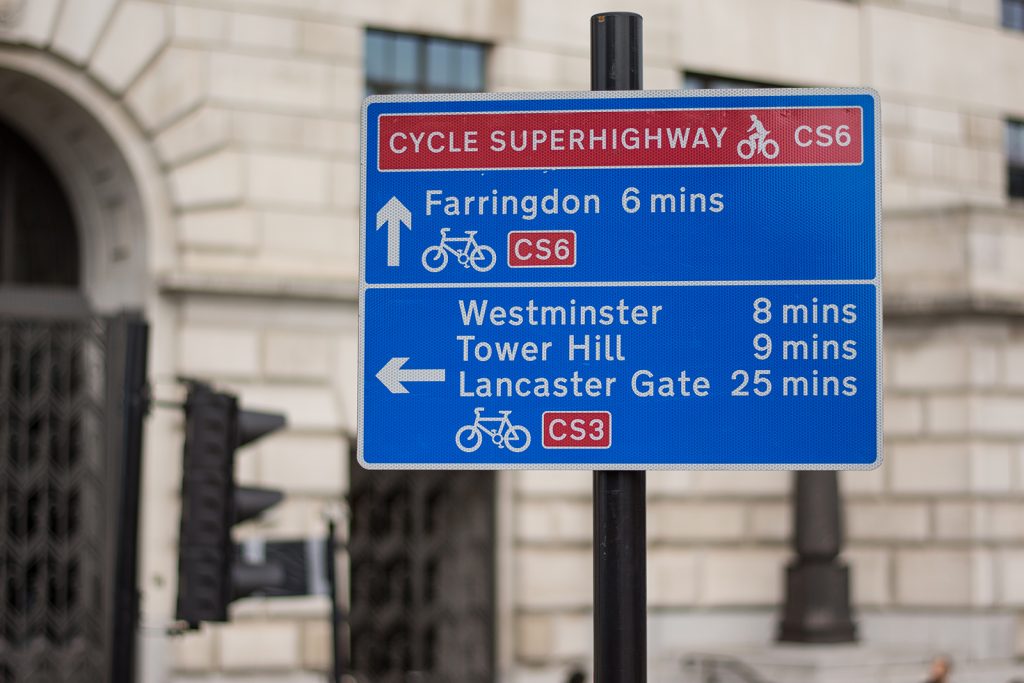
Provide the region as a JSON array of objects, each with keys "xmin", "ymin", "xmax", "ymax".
[{"xmin": 0, "ymin": 0, "xmax": 1022, "ymax": 682}]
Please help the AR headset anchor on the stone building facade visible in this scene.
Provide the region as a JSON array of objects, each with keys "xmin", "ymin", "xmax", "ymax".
[{"xmin": 0, "ymin": 0, "xmax": 1023, "ymax": 681}]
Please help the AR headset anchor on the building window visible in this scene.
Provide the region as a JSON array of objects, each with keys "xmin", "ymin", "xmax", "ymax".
[
  {"xmin": 1009, "ymin": 120, "xmax": 1024, "ymax": 199},
  {"xmin": 365, "ymin": 29, "xmax": 486, "ymax": 96},
  {"xmin": 683, "ymin": 72, "xmax": 779, "ymax": 91},
  {"xmin": 1004, "ymin": 0, "xmax": 1024, "ymax": 30}
]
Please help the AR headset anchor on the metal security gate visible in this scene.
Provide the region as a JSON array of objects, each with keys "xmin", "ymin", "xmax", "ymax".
[
  {"xmin": 0, "ymin": 308, "xmax": 147, "ymax": 683},
  {"xmin": 348, "ymin": 467, "xmax": 496, "ymax": 683}
]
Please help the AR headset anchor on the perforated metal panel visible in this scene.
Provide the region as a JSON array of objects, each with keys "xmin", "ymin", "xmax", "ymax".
[
  {"xmin": 0, "ymin": 314, "xmax": 114, "ymax": 682},
  {"xmin": 348, "ymin": 468, "xmax": 496, "ymax": 683}
]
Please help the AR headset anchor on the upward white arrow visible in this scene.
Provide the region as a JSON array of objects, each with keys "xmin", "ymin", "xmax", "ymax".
[{"xmin": 375, "ymin": 196, "xmax": 412, "ymax": 267}]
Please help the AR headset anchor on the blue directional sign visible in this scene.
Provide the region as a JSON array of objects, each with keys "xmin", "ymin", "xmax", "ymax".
[{"xmin": 359, "ymin": 88, "xmax": 880, "ymax": 469}]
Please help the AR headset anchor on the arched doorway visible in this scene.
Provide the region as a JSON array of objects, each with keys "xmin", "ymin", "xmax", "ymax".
[
  {"xmin": 0, "ymin": 58, "xmax": 152, "ymax": 683},
  {"xmin": 0, "ymin": 113, "xmax": 110, "ymax": 682},
  {"xmin": 0, "ymin": 54, "xmax": 156, "ymax": 315}
]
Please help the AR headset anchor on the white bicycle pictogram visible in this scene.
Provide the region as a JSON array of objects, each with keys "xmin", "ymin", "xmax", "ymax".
[
  {"xmin": 422, "ymin": 228, "xmax": 497, "ymax": 273},
  {"xmin": 737, "ymin": 114, "xmax": 780, "ymax": 160},
  {"xmin": 456, "ymin": 407, "xmax": 531, "ymax": 453}
]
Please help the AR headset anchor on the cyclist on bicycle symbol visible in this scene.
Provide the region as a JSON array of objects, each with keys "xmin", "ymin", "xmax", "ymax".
[{"xmin": 737, "ymin": 114, "xmax": 780, "ymax": 160}]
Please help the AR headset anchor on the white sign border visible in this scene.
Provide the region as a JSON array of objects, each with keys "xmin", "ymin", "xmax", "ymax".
[{"xmin": 357, "ymin": 87, "xmax": 882, "ymax": 471}]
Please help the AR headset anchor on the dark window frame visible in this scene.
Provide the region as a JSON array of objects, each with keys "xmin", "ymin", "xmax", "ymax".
[
  {"xmin": 683, "ymin": 71, "xmax": 783, "ymax": 91},
  {"xmin": 1004, "ymin": 0, "xmax": 1024, "ymax": 31},
  {"xmin": 364, "ymin": 28, "xmax": 488, "ymax": 97},
  {"xmin": 1009, "ymin": 119, "xmax": 1024, "ymax": 199}
]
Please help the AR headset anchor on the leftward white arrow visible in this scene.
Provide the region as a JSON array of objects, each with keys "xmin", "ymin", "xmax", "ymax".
[
  {"xmin": 377, "ymin": 357, "xmax": 445, "ymax": 394},
  {"xmin": 375, "ymin": 196, "xmax": 412, "ymax": 267}
]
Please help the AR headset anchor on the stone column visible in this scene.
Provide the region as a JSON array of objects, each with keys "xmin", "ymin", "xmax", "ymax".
[{"xmin": 777, "ymin": 471, "xmax": 858, "ymax": 643}]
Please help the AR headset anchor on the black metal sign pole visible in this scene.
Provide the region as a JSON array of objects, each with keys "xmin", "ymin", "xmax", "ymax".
[
  {"xmin": 591, "ymin": 12, "xmax": 646, "ymax": 683},
  {"xmin": 326, "ymin": 517, "xmax": 344, "ymax": 682}
]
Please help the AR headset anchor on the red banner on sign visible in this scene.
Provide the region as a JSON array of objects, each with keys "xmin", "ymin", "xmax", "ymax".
[{"xmin": 377, "ymin": 107, "xmax": 863, "ymax": 170}]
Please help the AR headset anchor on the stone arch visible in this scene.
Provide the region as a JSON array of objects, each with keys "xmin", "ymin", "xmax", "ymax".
[{"xmin": 0, "ymin": 47, "xmax": 172, "ymax": 312}]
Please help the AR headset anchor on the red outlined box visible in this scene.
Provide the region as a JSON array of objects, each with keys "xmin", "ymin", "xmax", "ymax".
[
  {"xmin": 542, "ymin": 411, "xmax": 612, "ymax": 449},
  {"xmin": 378, "ymin": 107, "xmax": 864, "ymax": 170},
  {"xmin": 508, "ymin": 230, "xmax": 576, "ymax": 268}
]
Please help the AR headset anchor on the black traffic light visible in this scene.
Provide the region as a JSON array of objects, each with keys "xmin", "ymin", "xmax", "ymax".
[{"xmin": 175, "ymin": 381, "xmax": 288, "ymax": 629}]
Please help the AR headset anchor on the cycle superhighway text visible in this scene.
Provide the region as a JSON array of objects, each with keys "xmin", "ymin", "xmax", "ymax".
[
  {"xmin": 359, "ymin": 89, "xmax": 881, "ymax": 469},
  {"xmin": 379, "ymin": 107, "xmax": 863, "ymax": 169}
]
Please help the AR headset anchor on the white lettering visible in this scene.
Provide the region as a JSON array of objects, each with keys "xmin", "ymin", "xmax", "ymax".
[{"xmin": 389, "ymin": 132, "xmax": 407, "ymax": 154}]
